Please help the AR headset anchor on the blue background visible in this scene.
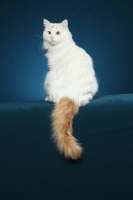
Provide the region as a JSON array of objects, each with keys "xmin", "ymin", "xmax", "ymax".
[{"xmin": 0, "ymin": 0, "xmax": 133, "ymax": 102}]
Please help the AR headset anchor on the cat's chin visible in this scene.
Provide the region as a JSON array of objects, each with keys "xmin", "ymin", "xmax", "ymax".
[{"xmin": 49, "ymin": 41, "xmax": 59, "ymax": 46}]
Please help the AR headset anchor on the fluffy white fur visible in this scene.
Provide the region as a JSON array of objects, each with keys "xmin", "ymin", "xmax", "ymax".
[{"xmin": 43, "ymin": 19, "xmax": 98, "ymax": 106}]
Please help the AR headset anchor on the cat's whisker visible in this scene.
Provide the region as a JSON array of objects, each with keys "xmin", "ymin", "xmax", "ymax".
[{"xmin": 34, "ymin": 34, "xmax": 43, "ymax": 39}]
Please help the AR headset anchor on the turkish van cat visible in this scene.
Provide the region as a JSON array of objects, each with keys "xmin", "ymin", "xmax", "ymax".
[{"xmin": 43, "ymin": 19, "xmax": 98, "ymax": 160}]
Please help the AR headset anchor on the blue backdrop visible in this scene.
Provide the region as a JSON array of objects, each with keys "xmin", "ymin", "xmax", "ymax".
[{"xmin": 0, "ymin": 0, "xmax": 133, "ymax": 102}]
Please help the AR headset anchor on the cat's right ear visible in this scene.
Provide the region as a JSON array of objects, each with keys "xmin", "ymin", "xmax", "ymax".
[
  {"xmin": 61, "ymin": 20, "xmax": 68, "ymax": 29},
  {"xmin": 43, "ymin": 19, "xmax": 50, "ymax": 26}
]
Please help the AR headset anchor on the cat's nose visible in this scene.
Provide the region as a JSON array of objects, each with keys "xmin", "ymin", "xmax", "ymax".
[{"xmin": 51, "ymin": 37, "xmax": 54, "ymax": 40}]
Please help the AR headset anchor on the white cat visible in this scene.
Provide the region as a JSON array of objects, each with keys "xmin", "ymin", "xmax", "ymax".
[{"xmin": 43, "ymin": 19, "xmax": 98, "ymax": 160}]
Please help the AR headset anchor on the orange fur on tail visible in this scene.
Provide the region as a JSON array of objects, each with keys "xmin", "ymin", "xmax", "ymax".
[{"xmin": 51, "ymin": 97, "xmax": 82, "ymax": 160}]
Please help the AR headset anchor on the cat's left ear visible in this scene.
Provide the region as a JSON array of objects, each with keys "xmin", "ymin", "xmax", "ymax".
[
  {"xmin": 43, "ymin": 19, "xmax": 50, "ymax": 26},
  {"xmin": 61, "ymin": 20, "xmax": 68, "ymax": 29}
]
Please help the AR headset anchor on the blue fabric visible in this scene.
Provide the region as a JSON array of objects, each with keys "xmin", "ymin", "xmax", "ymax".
[
  {"xmin": 0, "ymin": 94, "xmax": 133, "ymax": 200},
  {"xmin": 0, "ymin": 0, "xmax": 133, "ymax": 102}
]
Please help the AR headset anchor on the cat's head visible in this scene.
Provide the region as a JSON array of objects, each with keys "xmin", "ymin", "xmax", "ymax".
[{"xmin": 43, "ymin": 19, "xmax": 72, "ymax": 48}]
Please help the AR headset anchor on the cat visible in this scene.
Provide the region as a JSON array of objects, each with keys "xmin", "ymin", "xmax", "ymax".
[{"xmin": 43, "ymin": 19, "xmax": 98, "ymax": 160}]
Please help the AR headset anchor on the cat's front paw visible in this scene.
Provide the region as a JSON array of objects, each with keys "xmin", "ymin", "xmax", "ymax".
[
  {"xmin": 88, "ymin": 94, "xmax": 93, "ymax": 101},
  {"xmin": 45, "ymin": 96, "xmax": 54, "ymax": 102},
  {"xmin": 45, "ymin": 96, "xmax": 50, "ymax": 101}
]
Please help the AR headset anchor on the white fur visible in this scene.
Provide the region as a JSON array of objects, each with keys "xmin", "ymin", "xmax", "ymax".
[{"xmin": 43, "ymin": 19, "xmax": 98, "ymax": 106}]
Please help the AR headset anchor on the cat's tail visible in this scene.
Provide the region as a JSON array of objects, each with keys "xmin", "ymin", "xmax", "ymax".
[{"xmin": 51, "ymin": 97, "xmax": 82, "ymax": 160}]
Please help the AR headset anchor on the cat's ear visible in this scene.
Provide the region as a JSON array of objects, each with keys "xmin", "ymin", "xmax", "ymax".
[
  {"xmin": 43, "ymin": 19, "xmax": 50, "ymax": 26},
  {"xmin": 61, "ymin": 20, "xmax": 68, "ymax": 29}
]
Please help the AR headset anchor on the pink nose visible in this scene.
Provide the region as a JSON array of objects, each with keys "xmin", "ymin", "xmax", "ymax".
[{"xmin": 51, "ymin": 37, "xmax": 54, "ymax": 40}]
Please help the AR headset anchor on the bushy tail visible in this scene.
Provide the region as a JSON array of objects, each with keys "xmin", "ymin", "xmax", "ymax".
[{"xmin": 51, "ymin": 97, "xmax": 82, "ymax": 160}]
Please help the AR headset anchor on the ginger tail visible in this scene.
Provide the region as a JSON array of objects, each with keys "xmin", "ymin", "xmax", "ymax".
[{"xmin": 51, "ymin": 97, "xmax": 82, "ymax": 160}]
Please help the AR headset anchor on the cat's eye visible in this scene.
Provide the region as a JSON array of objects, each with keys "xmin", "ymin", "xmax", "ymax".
[
  {"xmin": 56, "ymin": 31, "xmax": 60, "ymax": 35},
  {"xmin": 48, "ymin": 31, "xmax": 51, "ymax": 34}
]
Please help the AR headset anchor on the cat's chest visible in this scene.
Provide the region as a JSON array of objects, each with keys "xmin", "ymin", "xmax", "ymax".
[{"xmin": 46, "ymin": 52, "xmax": 64, "ymax": 68}]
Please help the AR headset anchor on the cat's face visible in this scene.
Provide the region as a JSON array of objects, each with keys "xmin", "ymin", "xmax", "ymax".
[{"xmin": 43, "ymin": 20, "xmax": 70, "ymax": 46}]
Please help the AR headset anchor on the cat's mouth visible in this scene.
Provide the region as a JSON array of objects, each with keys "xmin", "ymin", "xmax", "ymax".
[{"xmin": 49, "ymin": 40, "xmax": 58, "ymax": 45}]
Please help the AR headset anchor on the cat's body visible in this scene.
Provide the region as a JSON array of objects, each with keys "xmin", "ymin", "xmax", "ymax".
[{"xmin": 43, "ymin": 20, "xmax": 98, "ymax": 160}]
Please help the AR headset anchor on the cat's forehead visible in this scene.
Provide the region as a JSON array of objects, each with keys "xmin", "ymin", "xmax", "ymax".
[
  {"xmin": 46, "ymin": 23, "xmax": 61, "ymax": 30},
  {"xmin": 51, "ymin": 24, "xmax": 58, "ymax": 29}
]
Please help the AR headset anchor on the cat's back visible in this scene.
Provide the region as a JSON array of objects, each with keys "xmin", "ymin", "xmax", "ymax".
[
  {"xmin": 65, "ymin": 45, "xmax": 92, "ymax": 62},
  {"xmin": 56, "ymin": 45, "xmax": 93, "ymax": 73},
  {"xmin": 47, "ymin": 45, "xmax": 95, "ymax": 84}
]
